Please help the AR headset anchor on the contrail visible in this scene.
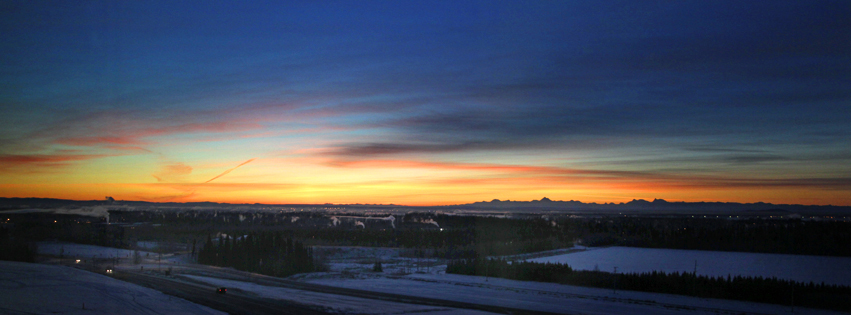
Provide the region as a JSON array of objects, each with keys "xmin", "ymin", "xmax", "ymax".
[{"xmin": 205, "ymin": 158, "xmax": 255, "ymax": 183}]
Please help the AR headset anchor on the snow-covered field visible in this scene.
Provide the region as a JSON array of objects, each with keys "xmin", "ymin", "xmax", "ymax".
[
  {"xmin": 23, "ymin": 242, "xmax": 851, "ymax": 315},
  {"xmin": 136, "ymin": 241, "xmax": 160, "ymax": 250},
  {"xmin": 0, "ymin": 260, "xmax": 225, "ymax": 315},
  {"xmin": 308, "ymin": 246, "xmax": 444, "ymax": 276},
  {"xmin": 528, "ymin": 246, "xmax": 851, "ymax": 286},
  {"xmin": 39, "ymin": 241, "xmax": 142, "ymax": 259},
  {"xmin": 304, "ymin": 271, "xmax": 845, "ymax": 315},
  {"xmin": 297, "ymin": 246, "xmax": 846, "ymax": 315},
  {"xmin": 38, "ymin": 241, "xmax": 192, "ymax": 265}
]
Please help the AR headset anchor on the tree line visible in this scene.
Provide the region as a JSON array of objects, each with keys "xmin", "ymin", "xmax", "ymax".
[
  {"xmin": 197, "ymin": 231, "xmax": 316, "ymax": 277},
  {"xmin": 292, "ymin": 215, "xmax": 851, "ymax": 257},
  {"xmin": 6, "ymin": 210, "xmax": 851, "ymax": 266},
  {"xmin": 447, "ymin": 258, "xmax": 851, "ymax": 312},
  {"xmin": 559, "ymin": 217, "xmax": 851, "ymax": 256},
  {"xmin": 107, "ymin": 209, "xmax": 851, "ymax": 257},
  {"xmin": 0, "ymin": 226, "xmax": 37, "ymax": 262}
]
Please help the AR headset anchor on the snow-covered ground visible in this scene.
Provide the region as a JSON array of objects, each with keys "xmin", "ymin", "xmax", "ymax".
[
  {"xmin": 528, "ymin": 246, "xmax": 851, "ymax": 286},
  {"xmin": 27, "ymin": 242, "xmax": 851, "ymax": 315},
  {"xmin": 38, "ymin": 241, "xmax": 193, "ymax": 265},
  {"xmin": 303, "ymin": 271, "xmax": 845, "ymax": 315},
  {"xmin": 136, "ymin": 241, "xmax": 160, "ymax": 250},
  {"xmin": 39, "ymin": 241, "xmax": 143, "ymax": 259},
  {"xmin": 310, "ymin": 246, "xmax": 444, "ymax": 276},
  {"xmin": 296, "ymin": 245, "xmax": 848, "ymax": 315},
  {"xmin": 0, "ymin": 260, "xmax": 225, "ymax": 315}
]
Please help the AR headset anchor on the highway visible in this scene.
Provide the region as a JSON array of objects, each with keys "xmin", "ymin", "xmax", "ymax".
[
  {"xmin": 98, "ymin": 262, "xmax": 796, "ymax": 315},
  {"xmin": 114, "ymin": 271, "xmax": 332, "ymax": 315},
  {"xmin": 113, "ymin": 265, "xmax": 564, "ymax": 315}
]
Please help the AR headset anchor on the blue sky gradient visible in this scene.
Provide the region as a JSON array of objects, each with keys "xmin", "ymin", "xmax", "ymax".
[{"xmin": 1, "ymin": 1, "xmax": 849, "ymax": 205}]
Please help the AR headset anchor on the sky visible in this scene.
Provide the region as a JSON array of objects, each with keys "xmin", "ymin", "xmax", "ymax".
[{"xmin": 1, "ymin": 1, "xmax": 849, "ymax": 206}]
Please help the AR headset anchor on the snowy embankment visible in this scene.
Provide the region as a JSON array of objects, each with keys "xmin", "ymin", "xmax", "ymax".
[
  {"xmin": 528, "ymin": 246, "xmax": 851, "ymax": 286},
  {"xmin": 0, "ymin": 261, "xmax": 225, "ymax": 315},
  {"xmin": 181, "ymin": 274, "xmax": 494, "ymax": 315},
  {"xmin": 295, "ymin": 245, "xmax": 847, "ymax": 315},
  {"xmin": 27, "ymin": 242, "xmax": 849, "ymax": 315},
  {"xmin": 39, "ymin": 241, "xmax": 142, "ymax": 259},
  {"xmin": 38, "ymin": 241, "xmax": 192, "ymax": 265},
  {"xmin": 303, "ymin": 271, "xmax": 846, "ymax": 315}
]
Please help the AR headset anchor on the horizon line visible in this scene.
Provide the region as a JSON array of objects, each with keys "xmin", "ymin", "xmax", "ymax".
[{"xmin": 1, "ymin": 196, "xmax": 848, "ymax": 208}]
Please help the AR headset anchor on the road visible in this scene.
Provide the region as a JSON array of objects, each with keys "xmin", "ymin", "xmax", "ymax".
[
  {"xmin": 214, "ymin": 271, "xmax": 561, "ymax": 315},
  {"xmin": 114, "ymin": 265, "xmax": 563, "ymax": 315},
  {"xmin": 207, "ymin": 271, "xmax": 777, "ymax": 315},
  {"xmin": 63, "ymin": 258, "xmax": 799, "ymax": 315},
  {"xmin": 114, "ymin": 271, "xmax": 332, "ymax": 315}
]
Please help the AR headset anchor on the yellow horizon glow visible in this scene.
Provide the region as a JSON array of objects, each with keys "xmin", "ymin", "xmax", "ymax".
[
  {"xmin": 2, "ymin": 154, "xmax": 849, "ymax": 207},
  {"xmin": 2, "ymin": 177, "xmax": 848, "ymax": 207}
]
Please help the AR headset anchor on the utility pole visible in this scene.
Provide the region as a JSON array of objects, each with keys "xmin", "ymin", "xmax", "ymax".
[
  {"xmin": 692, "ymin": 260, "xmax": 698, "ymax": 296},
  {"xmin": 613, "ymin": 266, "xmax": 618, "ymax": 294},
  {"xmin": 485, "ymin": 257, "xmax": 489, "ymax": 282},
  {"xmin": 791, "ymin": 284, "xmax": 795, "ymax": 313}
]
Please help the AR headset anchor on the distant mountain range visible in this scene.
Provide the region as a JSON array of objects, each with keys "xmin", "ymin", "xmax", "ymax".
[
  {"xmin": 1, "ymin": 197, "xmax": 849, "ymax": 216},
  {"xmin": 450, "ymin": 197, "xmax": 851, "ymax": 215}
]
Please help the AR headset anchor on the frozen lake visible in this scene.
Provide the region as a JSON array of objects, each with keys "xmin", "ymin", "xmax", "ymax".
[{"xmin": 528, "ymin": 246, "xmax": 851, "ymax": 286}]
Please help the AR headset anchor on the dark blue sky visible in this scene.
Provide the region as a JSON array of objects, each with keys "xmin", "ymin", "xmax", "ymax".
[{"xmin": 1, "ymin": 1, "xmax": 849, "ymax": 205}]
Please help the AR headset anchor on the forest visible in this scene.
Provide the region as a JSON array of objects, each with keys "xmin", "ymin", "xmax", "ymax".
[
  {"xmin": 446, "ymin": 258, "xmax": 851, "ymax": 312},
  {"xmin": 286, "ymin": 214, "xmax": 851, "ymax": 257},
  {"xmin": 8, "ymin": 210, "xmax": 851, "ymax": 259},
  {"xmin": 0, "ymin": 226, "xmax": 37, "ymax": 262},
  {"xmin": 196, "ymin": 231, "xmax": 316, "ymax": 277}
]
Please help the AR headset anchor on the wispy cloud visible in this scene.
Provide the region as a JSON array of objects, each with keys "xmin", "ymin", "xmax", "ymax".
[
  {"xmin": 660, "ymin": 177, "xmax": 851, "ymax": 190},
  {"xmin": 140, "ymin": 159, "xmax": 258, "ymax": 201},
  {"xmin": 152, "ymin": 162, "xmax": 193, "ymax": 182},
  {"xmin": 325, "ymin": 159, "xmax": 637, "ymax": 177},
  {"xmin": 327, "ymin": 158, "xmax": 851, "ymax": 191},
  {"xmin": 54, "ymin": 120, "xmax": 265, "ymax": 148},
  {"xmin": 0, "ymin": 153, "xmax": 111, "ymax": 170},
  {"xmin": 324, "ymin": 142, "xmax": 498, "ymax": 157},
  {"xmin": 204, "ymin": 158, "xmax": 256, "ymax": 183}
]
